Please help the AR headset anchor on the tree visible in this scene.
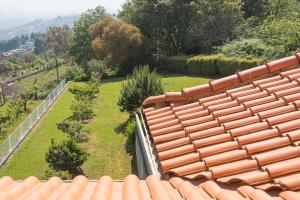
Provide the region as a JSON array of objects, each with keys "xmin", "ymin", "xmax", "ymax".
[
  {"xmin": 86, "ymin": 59, "xmax": 110, "ymax": 80},
  {"xmin": 34, "ymin": 38, "xmax": 45, "ymax": 55},
  {"xmin": 46, "ymin": 25, "xmax": 70, "ymax": 84},
  {"xmin": 57, "ymin": 118, "xmax": 82, "ymax": 140},
  {"xmin": 118, "ymin": 65, "xmax": 164, "ymax": 113},
  {"xmin": 20, "ymin": 89, "xmax": 33, "ymax": 111},
  {"xmin": 22, "ymin": 52, "xmax": 36, "ymax": 63},
  {"xmin": 89, "ymin": 16, "xmax": 144, "ymax": 73},
  {"xmin": 0, "ymin": 111, "xmax": 9, "ymax": 135},
  {"xmin": 45, "ymin": 139, "xmax": 88, "ymax": 174},
  {"xmin": 70, "ymin": 6, "xmax": 107, "ymax": 68},
  {"xmin": 71, "ymin": 99, "xmax": 94, "ymax": 122}
]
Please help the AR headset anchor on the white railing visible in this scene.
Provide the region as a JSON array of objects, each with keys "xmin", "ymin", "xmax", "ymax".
[{"xmin": 0, "ymin": 79, "xmax": 68, "ymax": 167}]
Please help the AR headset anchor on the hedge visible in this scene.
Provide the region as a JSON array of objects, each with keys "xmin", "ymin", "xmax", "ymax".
[
  {"xmin": 164, "ymin": 55, "xmax": 262, "ymax": 76},
  {"xmin": 216, "ymin": 57, "xmax": 262, "ymax": 76},
  {"xmin": 164, "ymin": 55, "xmax": 190, "ymax": 73},
  {"xmin": 187, "ymin": 55, "xmax": 220, "ymax": 76}
]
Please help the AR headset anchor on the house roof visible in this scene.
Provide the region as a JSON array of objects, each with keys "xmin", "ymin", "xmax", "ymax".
[
  {"xmin": 1, "ymin": 175, "xmax": 299, "ymax": 200},
  {"xmin": 0, "ymin": 82, "xmax": 21, "ymax": 97},
  {"xmin": 142, "ymin": 53, "xmax": 300, "ymax": 190}
]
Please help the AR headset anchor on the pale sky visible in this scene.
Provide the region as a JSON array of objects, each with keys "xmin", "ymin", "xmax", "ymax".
[{"xmin": 0, "ymin": 0, "xmax": 127, "ymax": 18}]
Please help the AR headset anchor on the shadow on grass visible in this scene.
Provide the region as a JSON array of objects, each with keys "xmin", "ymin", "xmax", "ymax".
[{"xmin": 114, "ymin": 116, "xmax": 138, "ymax": 174}]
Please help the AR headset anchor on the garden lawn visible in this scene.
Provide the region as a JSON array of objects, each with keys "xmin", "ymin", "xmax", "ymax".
[{"xmin": 0, "ymin": 74, "xmax": 210, "ymax": 179}]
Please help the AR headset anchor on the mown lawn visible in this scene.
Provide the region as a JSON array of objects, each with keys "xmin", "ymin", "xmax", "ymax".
[{"xmin": 0, "ymin": 74, "xmax": 210, "ymax": 179}]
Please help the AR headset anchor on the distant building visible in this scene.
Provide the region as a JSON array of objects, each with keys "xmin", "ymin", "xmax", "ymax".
[{"xmin": 1, "ymin": 41, "xmax": 35, "ymax": 58}]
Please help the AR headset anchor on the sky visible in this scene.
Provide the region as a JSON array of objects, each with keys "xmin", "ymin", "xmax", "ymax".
[{"xmin": 0, "ymin": 0, "xmax": 127, "ymax": 19}]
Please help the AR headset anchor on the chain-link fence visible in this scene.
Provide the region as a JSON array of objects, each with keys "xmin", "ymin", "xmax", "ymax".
[{"xmin": 0, "ymin": 79, "xmax": 68, "ymax": 166}]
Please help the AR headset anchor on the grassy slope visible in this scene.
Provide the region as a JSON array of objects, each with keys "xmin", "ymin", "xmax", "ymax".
[{"xmin": 0, "ymin": 74, "xmax": 210, "ymax": 179}]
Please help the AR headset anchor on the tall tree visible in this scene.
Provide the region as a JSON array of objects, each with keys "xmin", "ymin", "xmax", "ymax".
[
  {"xmin": 34, "ymin": 38, "xmax": 45, "ymax": 55},
  {"xmin": 70, "ymin": 6, "xmax": 107, "ymax": 69},
  {"xmin": 89, "ymin": 16, "xmax": 144, "ymax": 73},
  {"xmin": 46, "ymin": 26, "xmax": 70, "ymax": 83}
]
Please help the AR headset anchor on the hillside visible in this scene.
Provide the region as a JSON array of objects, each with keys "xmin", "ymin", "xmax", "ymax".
[{"xmin": 0, "ymin": 15, "xmax": 79, "ymax": 41}]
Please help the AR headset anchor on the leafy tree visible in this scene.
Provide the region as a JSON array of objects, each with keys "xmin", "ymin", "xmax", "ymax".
[
  {"xmin": 241, "ymin": 0, "xmax": 267, "ymax": 19},
  {"xmin": 70, "ymin": 6, "xmax": 107, "ymax": 67},
  {"xmin": 71, "ymin": 99, "xmax": 94, "ymax": 122},
  {"xmin": 46, "ymin": 25, "xmax": 70, "ymax": 83},
  {"xmin": 118, "ymin": 65, "xmax": 164, "ymax": 113},
  {"xmin": 89, "ymin": 16, "xmax": 145, "ymax": 73},
  {"xmin": 45, "ymin": 139, "xmax": 88, "ymax": 174},
  {"xmin": 57, "ymin": 118, "xmax": 82, "ymax": 140},
  {"xmin": 20, "ymin": 89, "xmax": 33, "ymax": 111},
  {"xmin": 22, "ymin": 52, "xmax": 36, "ymax": 63},
  {"xmin": 34, "ymin": 38, "xmax": 45, "ymax": 55}
]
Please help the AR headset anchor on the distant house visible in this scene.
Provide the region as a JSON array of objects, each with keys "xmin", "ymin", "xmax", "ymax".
[
  {"xmin": 0, "ymin": 82, "xmax": 21, "ymax": 104},
  {"xmin": 1, "ymin": 41, "xmax": 35, "ymax": 58}
]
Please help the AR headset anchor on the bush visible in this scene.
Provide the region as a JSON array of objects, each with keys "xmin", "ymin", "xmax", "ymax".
[
  {"xmin": 217, "ymin": 38, "xmax": 274, "ymax": 60},
  {"xmin": 65, "ymin": 65, "xmax": 84, "ymax": 81},
  {"xmin": 43, "ymin": 168, "xmax": 72, "ymax": 180},
  {"xmin": 57, "ymin": 118, "xmax": 82, "ymax": 140},
  {"xmin": 118, "ymin": 65, "xmax": 164, "ymax": 113},
  {"xmin": 217, "ymin": 57, "xmax": 262, "ymax": 76},
  {"xmin": 69, "ymin": 84, "xmax": 99, "ymax": 100},
  {"xmin": 164, "ymin": 55, "xmax": 190, "ymax": 73},
  {"xmin": 125, "ymin": 116, "xmax": 136, "ymax": 136},
  {"xmin": 71, "ymin": 99, "xmax": 94, "ymax": 122},
  {"xmin": 45, "ymin": 139, "xmax": 88, "ymax": 174},
  {"xmin": 187, "ymin": 55, "xmax": 220, "ymax": 76},
  {"xmin": 87, "ymin": 59, "xmax": 110, "ymax": 80}
]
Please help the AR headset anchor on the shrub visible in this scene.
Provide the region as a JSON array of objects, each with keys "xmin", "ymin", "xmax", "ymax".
[
  {"xmin": 217, "ymin": 38, "xmax": 273, "ymax": 60},
  {"xmin": 45, "ymin": 139, "xmax": 88, "ymax": 174},
  {"xmin": 57, "ymin": 118, "xmax": 82, "ymax": 140},
  {"xmin": 69, "ymin": 84, "xmax": 99, "ymax": 100},
  {"xmin": 164, "ymin": 55, "xmax": 190, "ymax": 73},
  {"xmin": 71, "ymin": 99, "xmax": 94, "ymax": 122},
  {"xmin": 125, "ymin": 116, "xmax": 136, "ymax": 136},
  {"xmin": 187, "ymin": 55, "xmax": 220, "ymax": 76},
  {"xmin": 87, "ymin": 59, "xmax": 110, "ymax": 80},
  {"xmin": 118, "ymin": 65, "xmax": 164, "ymax": 113},
  {"xmin": 65, "ymin": 65, "xmax": 84, "ymax": 81},
  {"xmin": 216, "ymin": 57, "xmax": 262, "ymax": 76},
  {"xmin": 43, "ymin": 168, "xmax": 72, "ymax": 180}
]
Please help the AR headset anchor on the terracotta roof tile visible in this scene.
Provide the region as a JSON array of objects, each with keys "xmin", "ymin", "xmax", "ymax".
[{"xmin": 141, "ymin": 53, "xmax": 300, "ymax": 193}]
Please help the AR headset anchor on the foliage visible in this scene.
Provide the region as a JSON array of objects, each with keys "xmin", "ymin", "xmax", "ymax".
[
  {"xmin": 89, "ymin": 16, "xmax": 145, "ymax": 73},
  {"xmin": 217, "ymin": 38, "xmax": 272, "ymax": 60},
  {"xmin": 69, "ymin": 84, "xmax": 99, "ymax": 100},
  {"xmin": 0, "ymin": 111, "xmax": 9, "ymax": 134},
  {"xmin": 187, "ymin": 55, "xmax": 220, "ymax": 76},
  {"xmin": 45, "ymin": 139, "xmax": 88, "ymax": 173},
  {"xmin": 164, "ymin": 56, "xmax": 190, "ymax": 73},
  {"xmin": 46, "ymin": 26, "xmax": 70, "ymax": 57},
  {"xmin": 0, "ymin": 61, "xmax": 15, "ymax": 73},
  {"xmin": 120, "ymin": 0, "xmax": 244, "ymax": 57},
  {"xmin": 118, "ymin": 65, "xmax": 164, "ymax": 113},
  {"xmin": 22, "ymin": 52, "xmax": 36, "ymax": 63},
  {"xmin": 34, "ymin": 38, "xmax": 46, "ymax": 55},
  {"xmin": 71, "ymin": 98, "xmax": 94, "ymax": 122},
  {"xmin": 57, "ymin": 118, "xmax": 82, "ymax": 140},
  {"xmin": 70, "ymin": 6, "xmax": 107, "ymax": 67},
  {"xmin": 43, "ymin": 168, "xmax": 72, "ymax": 180},
  {"xmin": 216, "ymin": 56, "xmax": 262, "ymax": 76},
  {"xmin": 6, "ymin": 98, "xmax": 24, "ymax": 121},
  {"xmin": 124, "ymin": 116, "xmax": 136, "ymax": 136},
  {"xmin": 65, "ymin": 64, "xmax": 84, "ymax": 81},
  {"xmin": 86, "ymin": 59, "xmax": 110, "ymax": 80}
]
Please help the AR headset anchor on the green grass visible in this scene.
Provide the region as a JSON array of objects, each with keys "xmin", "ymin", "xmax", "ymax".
[
  {"xmin": 0, "ymin": 100, "xmax": 42, "ymax": 143},
  {"xmin": 0, "ymin": 73, "xmax": 210, "ymax": 179},
  {"xmin": 14, "ymin": 64, "xmax": 69, "ymax": 89}
]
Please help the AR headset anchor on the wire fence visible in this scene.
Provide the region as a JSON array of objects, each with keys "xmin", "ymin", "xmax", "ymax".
[{"xmin": 0, "ymin": 79, "xmax": 68, "ymax": 167}]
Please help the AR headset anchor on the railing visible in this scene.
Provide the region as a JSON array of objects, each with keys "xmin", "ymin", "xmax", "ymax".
[{"xmin": 0, "ymin": 79, "xmax": 68, "ymax": 167}]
